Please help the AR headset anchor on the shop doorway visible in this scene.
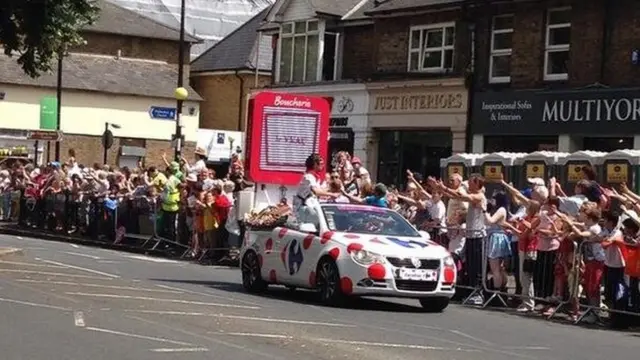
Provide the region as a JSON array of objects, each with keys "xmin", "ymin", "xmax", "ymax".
[{"xmin": 377, "ymin": 130, "xmax": 452, "ymax": 187}]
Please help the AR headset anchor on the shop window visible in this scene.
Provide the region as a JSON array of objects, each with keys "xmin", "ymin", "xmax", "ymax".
[
  {"xmin": 489, "ymin": 15, "xmax": 513, "ymax": 83},
  {"xmin": 484, "ymin": 136, "xmax": 558, "ymax": 153},
  {"xmin": 544, "ymin": 7, "xmax": 571, "ymax": 81},
  {"xmin": 120, "ymin": 138, "xmax": 145, "ymax": 148},
  {"xmin": 408, "ymin": 23, "xmax": 455, "ymax": 73},
  {"xmin": 277, "ymin": 20, "xmax": 321, "ymax": 83},
  {"xmin": 582, "ymin": 137, "xmax": 633, "ymax": 152}
]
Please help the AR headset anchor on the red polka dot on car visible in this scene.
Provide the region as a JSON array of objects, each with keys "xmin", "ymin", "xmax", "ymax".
[
  {"xmin": 303, "ymin": 234, "xmax": 315, "ymax": 250},
  {"xmin": 328, "ymin": 247, "xmax": 340, "ymax": 260},
  {"xmin": 367, "ymin": 263, "xmax": 386, "ymax": 280},
  {"xmin": 278, "ymin": 228, "xmax": 288, "ymax": 238},
  {"xmin": 346, "ymin": 243, "xmax": 363, "ymax": 254},
  {"xmin": 269, "ymin": 269, "xmax": 277, "ymax": 283},
  {"xmin": 321, "ymin": 231, "xmax": 334, "ymax": 244},
  {"xmin": 309, "ymin": 271, "xmax": 316, "ymax": 287},
  {"xmin": 265, "ymin": 238, "xmax": 273, "ymax": 252},
  {"xmin": 340, "ymin": 277, "xmax": 353, "ymax": 294},
  {"xmin": 343, "ymin": 234, "xmax": 360, "ymax": 239}
]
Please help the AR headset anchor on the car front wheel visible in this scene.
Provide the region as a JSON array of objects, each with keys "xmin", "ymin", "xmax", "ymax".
[
  {"xmin": 316, "ymin": 258, "xmax": 344, "ymax": 306},
  {"xmin": 241, "ymin": 251, "xmax": 267, "ymax": 293},
  {"xmin": 419, "ymin": 297, "xmax": 450, "ymax": 312}
]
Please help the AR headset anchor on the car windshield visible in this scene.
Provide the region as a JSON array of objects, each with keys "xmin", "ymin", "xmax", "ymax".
[{"xmin": 321, "ymin": 204, "xmax": 421, "ymax": 237}]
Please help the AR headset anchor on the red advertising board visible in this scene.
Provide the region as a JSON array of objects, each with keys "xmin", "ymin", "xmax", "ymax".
[{"xmin": 246, "ymin": 92, "xmax": 330, "ymax": 185}]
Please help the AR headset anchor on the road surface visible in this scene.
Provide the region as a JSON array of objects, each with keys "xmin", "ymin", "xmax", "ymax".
[{"xmin": 0, "ymin": 233, "xmax": 637, "ymax": 360}]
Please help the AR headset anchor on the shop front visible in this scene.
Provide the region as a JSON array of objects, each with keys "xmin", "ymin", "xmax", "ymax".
[
  {"xmin": 472, "ymin": 88, "xmax": 640, "ymax": 153},
  {"xmin": 273, "ymin": 84, "xmax": 370, "ymax": 168},
  {"xmin": 367, "ymin": 79, "xmax": 468, "ymax": 186}
]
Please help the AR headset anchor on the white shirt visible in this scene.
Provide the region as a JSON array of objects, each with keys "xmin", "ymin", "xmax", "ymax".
[
  {"xmin": 426, "ymin": 199, "xmax": 447, "ymax": 233},
  {"xmin": 448, "ymin": 224, "xmax": 466, "ymax": 255},
  {"xmin": 187, "ymin": 159, "xmax": 207, "ymax": 175},
  {"xmin": 446, "ymin": 185, "xmax": 469, "ymax": 222},
  {"xmin": 295, "ymin": 173, "xmax": 319, "ymax": 202},
  {"xmin": 558, "ymin": 195, "xmax": 587, "ymax": 217},
  {"xmin": 355, "ymin": 166, "xmax": 371, "ymax": 184},
  {"xmin": 604, "ymin": 229, "xmax": 625, "ymax": 268}
]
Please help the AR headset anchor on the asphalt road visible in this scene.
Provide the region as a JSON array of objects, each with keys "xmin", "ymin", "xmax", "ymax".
[{"xmin": 0, "ymin": 234, "xmax": 638, "ymax": 360}]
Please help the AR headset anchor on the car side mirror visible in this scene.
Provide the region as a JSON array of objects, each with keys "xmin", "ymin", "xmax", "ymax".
[
  {"xmin": 299, "ymin": 223, "xmax": 318, "ymax": 233},
  {"xmin": 418, "ymin": 230, "xmax": 431, "ymax": 240}
]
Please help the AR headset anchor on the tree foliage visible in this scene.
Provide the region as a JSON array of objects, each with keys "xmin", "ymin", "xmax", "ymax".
[{"xmin": 0, "ymin": 0, "xmax": 99, "ymax": 77}]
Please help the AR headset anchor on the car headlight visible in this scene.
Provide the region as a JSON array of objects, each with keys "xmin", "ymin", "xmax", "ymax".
[
  {"xmin": 443, "ymin": 255, "xmax": 455, "ymax": 267},
  {"xmin": 351, "ymin": 249, "xmax": 385, "ymax": 266}
]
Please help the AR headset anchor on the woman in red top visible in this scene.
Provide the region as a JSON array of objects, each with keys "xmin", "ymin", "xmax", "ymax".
[{"xmin": 512, "ymin": 201, "xmax": 541, "ymax": 312}]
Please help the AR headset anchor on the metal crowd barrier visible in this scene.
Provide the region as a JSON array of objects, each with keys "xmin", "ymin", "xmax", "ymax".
[
  {"xmin": 421, "ymin": 224, "xmax": 640, "ymax": 328},
  {"xmin": 7, "ymin": 189, "xmax": 240, "ymax": 263}
]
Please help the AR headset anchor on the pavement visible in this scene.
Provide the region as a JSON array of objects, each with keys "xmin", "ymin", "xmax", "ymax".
[{"xmin": 0, "ymin": 234, "xmax": 638, "ymax": 360}]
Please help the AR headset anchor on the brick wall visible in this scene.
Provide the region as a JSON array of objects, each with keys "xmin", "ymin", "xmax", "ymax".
[
  {"xmin": 192, "ymin": 73, "xmax": 271, "ymax": 131},
  {"xmin": 341, "ymin": 25, "xmax": 376, "ymax": 80},
  {"xmin": 473, "ymin": 0, "xmax": 640, "ymax": 90},
  {"xmin": 373, "ymin": 9, "xmax": 468, "ymax": 76},
  {"xmin": 45, "ymin": 134, "xmax": 195, "ymax": 169}
]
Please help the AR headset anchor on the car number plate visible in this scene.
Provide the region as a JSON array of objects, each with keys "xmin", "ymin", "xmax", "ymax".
[{"xmin": 396, "ymin": 268, "xmax": 437, "ymax": 281}]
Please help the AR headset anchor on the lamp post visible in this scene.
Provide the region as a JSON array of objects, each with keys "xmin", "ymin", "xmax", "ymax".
[
  {"xmin": 54, "ymin": 50, "xmax": 63, "ymax": 161},
  {"xmin": 102, "ymin": 122, "xmax": 121, "ymax": 165},
  {"xmin": 174, "ymin": 0, "xmax": 187, "ymax": 162}
]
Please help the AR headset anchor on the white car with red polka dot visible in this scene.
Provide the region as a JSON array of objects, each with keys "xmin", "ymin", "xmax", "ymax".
[{"xmin": 240, "ymin": 203, "xmax": 457, "ymax": 312}]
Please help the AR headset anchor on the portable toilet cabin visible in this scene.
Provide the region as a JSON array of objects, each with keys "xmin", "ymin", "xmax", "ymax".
[
  {"xmin": 439, "ymin": 153, "xmax": 487, "ymax": 181},
  {"xmin": 602, "ymin": 149, "xmax": 640, "ymax": 193},
  {"xmin": 513, "ymin": 151, "xmax": 570, "ymax": 189},
  {"xmin": 556, "ymin": 150, "xmax": 606, "ymax": 195},
  {"xmin": 477, "ymin": 152, "xmax": 527, "ymax": 197}
]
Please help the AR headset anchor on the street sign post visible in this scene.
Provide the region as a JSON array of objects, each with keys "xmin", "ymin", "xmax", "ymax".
[{"xmin": 149, "ymin": 106, "xmax": 176, "ymax": 120}]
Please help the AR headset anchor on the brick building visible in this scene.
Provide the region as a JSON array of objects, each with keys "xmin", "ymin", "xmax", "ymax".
[
  {"xmin": 0, "ymin": 0, "xmax": 201, "ymax": 168},
  {"xmin": 465, "ymin": 0, "xmax": 640, "ymax": 153},
  {"xmin": 257, "ymin": 0, "xmax": 469, "ymax": 184},
  {"xmin": 190, "ymin": 7, "xmax": 273, "ymax": 132}
]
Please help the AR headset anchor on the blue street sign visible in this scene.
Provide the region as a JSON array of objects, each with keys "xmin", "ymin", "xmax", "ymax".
[{"xmin": 148, "ymin": 106, "xmax": 176, "ymax": 120}]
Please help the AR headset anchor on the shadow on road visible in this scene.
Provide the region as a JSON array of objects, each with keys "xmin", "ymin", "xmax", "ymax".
[{"xmin": 149, "ymin": 278, "xmax": 427, "ymax": 313}]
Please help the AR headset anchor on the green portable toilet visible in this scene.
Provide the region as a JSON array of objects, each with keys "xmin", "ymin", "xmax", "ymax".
[
  {"xmin": 601, "ymin": 149, "xmax": 640, "ymax": 193},
  {"xmin": 477, "ymin": 152, "xmax": 527, "ymax": 197},
  {"xmin": 513, "ymin": 151, "xmax": 570, "ymax": 190},
  {"xmin": 556, "ymin": 151, "xmax": 606, "ymax": 196},
  {"xmin": 439, "ymin": 153, "xmax": 487, "ymax": 181}
]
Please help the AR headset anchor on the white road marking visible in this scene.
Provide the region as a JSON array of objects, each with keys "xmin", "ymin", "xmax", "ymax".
[
  {"xmin": 126, "ymin": 255, "xmax": 178, "ymax": 264},
  {"xmin": 96, "ymin": 260, "xmax": 121, "ymax": 264},
  {"xmin": 74, "ymin": 311, "xmax": 86, "ymax": 327},
  {"xmin": 150, "ymin": 348, "xmax": 209, "ymax": 353},
  {"xmin": 0, "ymin": 297, "xmax": 71, "ymax": 311},
  {"xmin": 0, "ymin": 260, "xmax": 66, "ymax": 268},
  {"xmin": 313, "ymin": 338, "xmax": 479, "ymax": 352},
  {"xmin": 221, "ymin": 332, "xmax": 293, "ymax": 339},
  {"xmin": 69, "ymin": 244, "xmax": 80, "ymax": 248},
  {"xmin": 65, "ymin": 293, "xmax": 260, "ymax": 309},
  {"xmin": 154, "ymin": 284, "xmax": 261, "ymax": 306},
  {"xmin": 16, "ymin": 236, "xmax": 23, "ymax": 240},
  {"xmin": 124, "ymin": 310, "xmax": 354, "ymax": 327},
  {"xmin": 62, "ymin": 251, "xmax": 100, "ymax": 260},
  {"xmin": 449, "ymin": 329, "xmax": 495, "ymax": 346},
  {"xmin": 503, "ymin": 346, "xmax": 551, "ymax": 350},
  {"xmin": 15, "ymin": 279, "xmax": 184, "ymax": 293},
  {"xmin": 0, "ymin": 269, "xmax": 112, "ymax": 280},
  {"xmin": 40, "ymin": 260, "xmax": 120, "ymax": 278},
  {"xmin": 85, "ymin": 327, "xmax": 193, "ymax": 346}
]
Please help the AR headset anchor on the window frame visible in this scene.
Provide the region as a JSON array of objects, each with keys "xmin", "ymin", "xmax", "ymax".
[
  {"xmin": 275, "ymin": 19, "xmax": 322, "ymax": 84},
  {"xmin": 489, "ymin": 14, "xmax": 514, "ymax": 84},
  {"xmin": 544, "ymin": 7, "xmax": 571, "ymax": 81},
  {"xmin": 407, "ymin": 22, "xmax": 456, "ymax": 73}
]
